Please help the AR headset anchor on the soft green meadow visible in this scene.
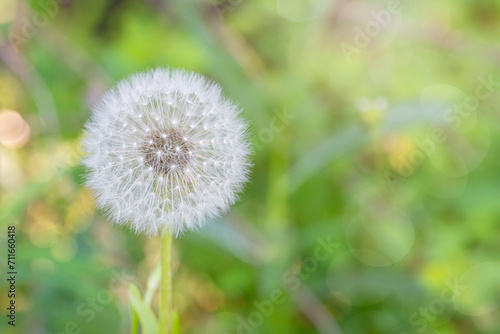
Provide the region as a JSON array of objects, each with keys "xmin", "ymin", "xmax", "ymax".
[{"xmin": 1, "ymin": 0, "xmax": 499, "ymax": 333}]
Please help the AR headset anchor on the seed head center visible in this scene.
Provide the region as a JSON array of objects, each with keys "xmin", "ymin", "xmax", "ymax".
[{"xmin": 142, "ymin": 128, "xmax": 192, "ymax": 175}]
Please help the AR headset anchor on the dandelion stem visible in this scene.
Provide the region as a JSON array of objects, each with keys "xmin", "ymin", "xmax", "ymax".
[{"xmin": 159, "ymin": 229, "xmax": 173, "ymax": 334}]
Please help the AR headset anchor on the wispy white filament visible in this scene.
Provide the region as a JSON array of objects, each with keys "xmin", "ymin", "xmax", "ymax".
[{"xmin": 82, "ymin": 69, "xmax": 251, "ymax": 236}]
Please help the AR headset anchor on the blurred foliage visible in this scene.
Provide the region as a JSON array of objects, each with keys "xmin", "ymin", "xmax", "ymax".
[{"xmin": 1, "ymin": 0, "xmax": 500, "ymax": 333}]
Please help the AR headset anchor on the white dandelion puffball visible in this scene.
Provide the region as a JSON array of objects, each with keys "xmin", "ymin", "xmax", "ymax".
[{"xmin": 82, "ymin": 69, "xmax": 251, "ymax": 236}]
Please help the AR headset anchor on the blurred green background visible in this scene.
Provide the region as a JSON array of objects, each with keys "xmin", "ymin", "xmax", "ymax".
[{"xmin": 1, "ymin": 0, "xmax": 500, "ymax": 333}]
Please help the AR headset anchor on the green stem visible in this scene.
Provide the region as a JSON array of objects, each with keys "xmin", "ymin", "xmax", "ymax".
[{"xmin": 159, "ymin": 229, "xmax": 173, "ymax": 334}]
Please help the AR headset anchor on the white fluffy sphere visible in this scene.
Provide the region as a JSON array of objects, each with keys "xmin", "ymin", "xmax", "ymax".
[{"xmin": 82, "ymin": 69, "xmax": 251, "ymax": 236}]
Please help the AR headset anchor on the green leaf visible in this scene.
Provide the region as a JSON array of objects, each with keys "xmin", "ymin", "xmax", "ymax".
[
  {"xmin": 128, "ymin": 283, "xmax": 158, "ymax": 334},
  {"xmin": 129, "ymin": 307, "xmax": 139, "ymax": 334},
  {"xmin": 172, "ymin": 309, "xmax": 180, "ymax": 334},
  {"xmin": 144, "ymin": 261, "xmax": 161, "ymax": 306}
]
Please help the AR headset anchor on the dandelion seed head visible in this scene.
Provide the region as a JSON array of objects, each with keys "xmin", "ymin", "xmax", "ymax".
[{"xmin": 81, "ymin": 68, "xmax": 251, "ymax": 236}]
